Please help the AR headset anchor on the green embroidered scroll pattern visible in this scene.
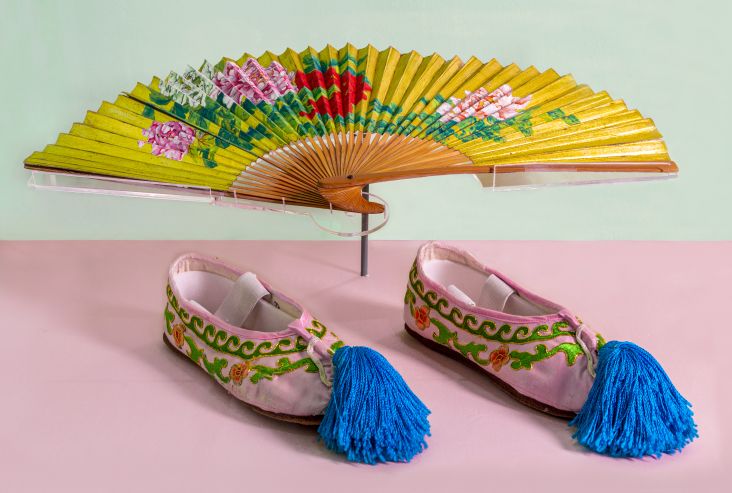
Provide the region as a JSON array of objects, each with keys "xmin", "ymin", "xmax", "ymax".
[
  {"xmin": 166, "ymin": 285, "xmax": 333, "ymax": 361},
  {"xmin": 509, "ymin": 343, "xmax": 583, "ymax": 370},
  {"xmin": 404, "ymin": 284, "xmax": 417, "ymax": 307},
  {"xmin": 427, "ymin": 315, "xmax": 581, "ymax": 371},
  {"xmin": 596, "ymin": 332, "xmax": 607, "ymax": 350},
  {"xmin": 329, "ymin": 340, "xmax": 345, "ymax": 353},
  {"xmin": 305, "ymin": 319, "xmax": 344, "ymax": 353},
  {"xmin": 406, "ymin": 283, "xmax": 585, "ymax": 371},
  {"xmin": 250, "ymin": 357, "xmax": 319, "ymax": 384},
  {"xmin": 306, "ymin": 319, "xmax": 327, "ymax": 338},
  {"xmin": 184, "ymin": 335, "xmax": 231, "ymax": 384},
  {"xmin": 407, "ymin": 265, "xmax": 575, "ymax": 345},
  {"xmin": 431, "ymin": 317, "xmax": 489, "ymax": 365},
  {"xmin": 180, "ymin": 333, "xmax": 319, "ymax": 385},
  {"xmin": 166, "ymin": 299, "xmax": 322, "ymax": 385}
]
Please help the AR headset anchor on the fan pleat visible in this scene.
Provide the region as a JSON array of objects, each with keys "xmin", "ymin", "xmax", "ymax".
[{"xmin": 24, "ymin": 44, "xmax": 675, "ymax": 213}]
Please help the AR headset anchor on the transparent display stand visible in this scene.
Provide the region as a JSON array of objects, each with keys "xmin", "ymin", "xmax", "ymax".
[
  {"xmin": 28, "ymin": 171, "xmax": 388, "ymax": 275},
  {"xmin": 477, "ymin": 162, "xmax": 677, "ymax": 190},
  {"xmin": 28, "ymin": 164, "xmax": 675, "ymax": 275}
]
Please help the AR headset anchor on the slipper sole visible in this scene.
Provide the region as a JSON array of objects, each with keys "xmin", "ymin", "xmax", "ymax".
[
  {"xmin": 163, "ymin": 334, "xmax": 324, "ymax": 426},
  {"xmin": 405, "ymin": 324, "xmax": 576, "ymax": 419}
]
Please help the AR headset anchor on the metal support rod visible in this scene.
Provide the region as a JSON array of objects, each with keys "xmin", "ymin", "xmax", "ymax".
[{"xmin": 360, "ymin": 184, "xmax": 369, "ymax": 277}]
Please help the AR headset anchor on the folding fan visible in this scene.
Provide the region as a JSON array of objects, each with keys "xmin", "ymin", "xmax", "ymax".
[{"xmin": 24, "ymin": 44, "xmax": 677, "ymax": 215}]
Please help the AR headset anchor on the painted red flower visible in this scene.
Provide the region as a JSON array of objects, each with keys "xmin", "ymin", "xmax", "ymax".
[
  {"xmin": 295, "ymin": 69, "xmax": 371, "ymax": 120},
  {"xmin": 489, "ymin": 345, "xmax": 511, "ymax": 372},
  {"xmin": 229, "ymin": 362, "xmax": 250, "ymax": 385},
  {"xmin": 413, "ymin": 305, "xmax": 431, "ymax": 330}
]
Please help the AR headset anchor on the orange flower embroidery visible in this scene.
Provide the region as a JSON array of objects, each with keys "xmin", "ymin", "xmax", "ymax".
[
  {"xmin": 489, "ymin": 345, "xmax": 511, "ymax": 372},
  {"xmin": 413, "ymin": 305, "xmax": 431, "ymax": 330},
  {"xmin": 229, "ymin": 362, "xmax": 251, "ymax": 385},
  {"xmin": 171, "ymin": 323, "xmax": 186, "ymax": 348}
]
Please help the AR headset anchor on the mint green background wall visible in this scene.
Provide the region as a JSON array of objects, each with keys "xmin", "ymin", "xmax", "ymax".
[{"xmin": 1, "ymin": 0, "xmax": 729, "ymax": 239}]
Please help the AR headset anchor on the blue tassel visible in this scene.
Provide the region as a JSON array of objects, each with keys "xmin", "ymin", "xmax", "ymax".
[
  {"xmin": 318, "ymin": 346, "xmax": 431, "ymax": 464},
  {"xmin": 569, "ymin": 341, "xmax": 697, "ymax": 458}
]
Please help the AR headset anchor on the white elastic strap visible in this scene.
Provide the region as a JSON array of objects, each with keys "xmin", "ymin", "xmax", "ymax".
[
  {"xmin": 478, "ymin": 275, "xmax": 515, "ymax": 312},
  {"xmin": 574, "ymin": 324, "xmax": 597, "ymax": 378},
  {"xmin": 214, "ymin": 273, "xmax": 270, "ymax": 326},
  {"xmin": 447, "ymin": 285, "xmax": 476, "ymax": 306},
  {"xmin": 307, "ymin": 337, "xmax": 332, "ymax": 387}
]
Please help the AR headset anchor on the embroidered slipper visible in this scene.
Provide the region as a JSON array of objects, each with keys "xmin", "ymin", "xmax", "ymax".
[
  {"xmin": 403, "ymin": 241, "xmax": 697, "ymax": 458},
  {"xmin": 165, "ymin": 253, "xmax": 430, "ymax": 464}
]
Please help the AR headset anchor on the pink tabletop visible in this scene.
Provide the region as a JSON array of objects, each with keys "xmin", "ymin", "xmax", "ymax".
[{"xmin": 0, "ymin": 241, "xmax": 728, "ymax": 492}]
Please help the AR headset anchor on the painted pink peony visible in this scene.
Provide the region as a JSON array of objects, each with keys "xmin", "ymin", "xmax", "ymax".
[
  {"xmin": 437, "ymin": 84, "xmax": 531, "ymax": 123},
  {"xmin": 213, "ymin": 59, "xmax": 295, "ymax": 105},
  {"xmin": 138, "ymin": 121, "xmax": 195, "ymax": 161},
  {"xmin": 213, "ymin": 61, "xmax": 265, "ymax": 104},
  {"xmin": 263, "ymin": 61, "xmax": 296, "ymax": 96}
]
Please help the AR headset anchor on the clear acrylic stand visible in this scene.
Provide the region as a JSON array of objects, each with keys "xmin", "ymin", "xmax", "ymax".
[
  {"xmin": 475, "ymin": 162, "xmax": 678, "ymax": 190},
  {"xmin": 27, "ymin": 170, "xmax": 388, "ymax": 237},
  {"xmin": 27, "ymin": 163, "xmax": 676, "ymax": 274},
  {"xmin": 28, "ymin": 170, "xmax": 389, "ymax": 274}
]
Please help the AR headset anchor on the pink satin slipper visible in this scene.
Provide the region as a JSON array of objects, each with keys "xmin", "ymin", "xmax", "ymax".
[
  {"xmin": 403, "ymin": 241, "xmax": 697, "ymax": 458},
  {"xmin": 165, "ymin": 253, "xmax": 430, "ymax": 464}
]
